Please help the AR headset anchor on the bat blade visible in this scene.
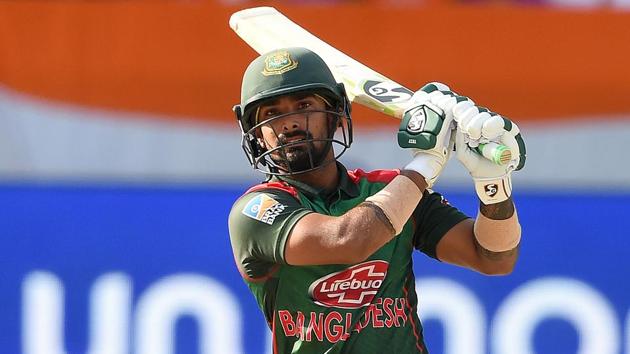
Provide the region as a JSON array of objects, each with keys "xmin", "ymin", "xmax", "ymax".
[{"xmin": 229, "ymin": 7, "xmax": 413, "ymax": 119}]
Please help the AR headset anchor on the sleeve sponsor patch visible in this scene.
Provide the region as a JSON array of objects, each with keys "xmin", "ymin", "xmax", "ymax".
[{"xmin": 242, "ymin": 194, "xmax": 287, "ymax": 225}]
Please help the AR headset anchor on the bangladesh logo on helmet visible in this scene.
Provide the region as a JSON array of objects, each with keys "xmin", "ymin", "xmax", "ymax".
[{"xmin": 262, "ymin": 50, "xmax": 299, "ymax": 76}]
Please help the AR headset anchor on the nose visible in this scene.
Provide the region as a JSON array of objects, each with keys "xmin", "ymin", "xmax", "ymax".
[
  {"xmin": 283, "ymin": 120, "xmax": 299, "ymax": 132},
  {"xmin": 280, "ymin": 114, "xmax": 303, "ymax": 132}
]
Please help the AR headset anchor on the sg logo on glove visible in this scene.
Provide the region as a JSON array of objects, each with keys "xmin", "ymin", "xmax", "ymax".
[
  {"xmin": 484, "ymin": 184, "xmax": 499, "ymax": 197},
  {"xmin": 405, "ymin": 107, "xmax": 427, "ymax": 133},
  {"xmin": 397, "ymin": 103, "xmax": 446, "ymax": 150}
]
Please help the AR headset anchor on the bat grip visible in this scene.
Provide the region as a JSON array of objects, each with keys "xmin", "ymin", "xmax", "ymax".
[{"xmin": 475, "ymin": 142, "xmax": 512, "ymax": 165}]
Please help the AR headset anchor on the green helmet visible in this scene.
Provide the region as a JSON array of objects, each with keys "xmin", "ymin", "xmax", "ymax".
[
  {"xmin": 233, "ymin": 47, "xmax": 353, "ymax": 175},
  {"xmin": 235, "ymin": 47, "xmax": 350, "ymax": 131}
]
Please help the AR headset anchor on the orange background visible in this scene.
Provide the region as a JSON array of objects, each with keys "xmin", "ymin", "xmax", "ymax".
[{"xmin": 1, "ymin": 1, "xmax": 629, "ymax": 125}]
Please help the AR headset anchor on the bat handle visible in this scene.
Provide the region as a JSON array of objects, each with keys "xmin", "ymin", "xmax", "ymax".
[{"xmin": 475, "ymin": 142, "xmax": 512, "ymax": 165}]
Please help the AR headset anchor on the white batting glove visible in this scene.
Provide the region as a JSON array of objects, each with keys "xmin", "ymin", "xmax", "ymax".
[
  {"xmin": 399, "ymin": 82, "xmax": 457, "ymax": 188},
  {"xmin": 452, "ymin": 98, "xmax": 526, "ymax": 204}
]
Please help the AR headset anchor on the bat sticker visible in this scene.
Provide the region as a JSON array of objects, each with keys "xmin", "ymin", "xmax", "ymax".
[{"xmin": 362, "ymin": 80, "xmax": 413, "ymax": 103}]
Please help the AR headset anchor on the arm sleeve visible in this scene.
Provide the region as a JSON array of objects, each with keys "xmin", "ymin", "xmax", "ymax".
[
  {"xmin": 412, "ymin": 190, "xmax": 471, "ymax": 259},
  {"xmin": 228, "ymin": 189, "xmax": 313, "ymax": 279}
]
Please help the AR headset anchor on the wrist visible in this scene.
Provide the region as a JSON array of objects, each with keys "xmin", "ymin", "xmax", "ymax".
[
  {"xmin": 400, "ymin": 170, "xmax": 428, "ymax": 192},
  {"xmin": 404, "ymin": 152, "xmax": 446, "ymax": 188}
]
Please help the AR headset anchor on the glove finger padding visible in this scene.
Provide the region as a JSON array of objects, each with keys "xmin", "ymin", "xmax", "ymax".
[
  {"xmin": 430, "ymin": 93, "xmax": 459, "ymax": 113},
  {"xmin": 454, "ymin": 103, "xmax": 479, "ymax": 130},
  {"xmin": 480, "ymin": 115, "xmax": 504, "ymax": 141},
  {"xmin": 420, "ymin": 82, "xmax": 452, "ymax": 94},
  {"xmin": 453, "ymin": 100, "xmax": 527, "ymax": 172},
  {"xmin": 465, "ymin": 111, "xmax": 492, "ymax": 141},
  {"xmin": 501, "ymin": 117, "xmax": 527, "ymax": 171},
  {"xmin": 497, "ymin": 117, "xmax": 526, "ymax": 171}
]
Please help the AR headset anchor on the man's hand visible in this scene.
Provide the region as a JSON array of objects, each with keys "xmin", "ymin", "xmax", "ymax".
[
  {"xmin": 398, "ymin": 82, "xmax": 458, "ymax": 188},
  {"xmin": 451, "ymin": 98, "xmax": 526, "ymax": 204}
]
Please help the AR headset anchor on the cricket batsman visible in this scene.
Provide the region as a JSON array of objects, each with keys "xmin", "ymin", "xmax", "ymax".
[{"xmin": 229, "ymin": 47, "xmax": 526, "ymax": 353}]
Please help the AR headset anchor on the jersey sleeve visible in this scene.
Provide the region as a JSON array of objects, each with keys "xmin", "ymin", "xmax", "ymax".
[
  {"xmin": 228, "ymin": 189, "xmax": 313, "ymax": 279},
  {"xmin": 412, "ymin": 190, "xmax": 471, "ymax": 260}
]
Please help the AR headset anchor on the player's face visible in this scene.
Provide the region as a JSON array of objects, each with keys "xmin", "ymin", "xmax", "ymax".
[{"xmin": 256, "ymin": 93, "xmax": 334, "ymax": 172}]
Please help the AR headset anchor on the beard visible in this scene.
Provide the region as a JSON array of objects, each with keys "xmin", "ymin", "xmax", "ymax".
[{"xmin": 270, "ymin": 130, "xmax": 329, "ymax": 173}]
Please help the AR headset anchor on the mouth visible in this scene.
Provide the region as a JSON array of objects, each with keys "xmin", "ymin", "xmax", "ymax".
[
  {"xmin": 285, "ymin": 137, "xmax": 306, "ymax": 144},
  {"xmin": 280, "ymin": 134, "xmax": 309, "ymax": 146}
]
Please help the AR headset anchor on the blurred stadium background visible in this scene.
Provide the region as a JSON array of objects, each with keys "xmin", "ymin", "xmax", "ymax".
[{"xmin": 1, "ymin": 1, "xmax": 629, "ymax": 354}]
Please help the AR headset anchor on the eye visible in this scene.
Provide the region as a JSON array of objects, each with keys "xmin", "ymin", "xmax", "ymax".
[
  {"xmin": 264, "ymin": 109, "xmax": 278, "ymax": 118},
  {"xmin": 297, "ymin": 101, "xmax": 312, "ymax": 110}
]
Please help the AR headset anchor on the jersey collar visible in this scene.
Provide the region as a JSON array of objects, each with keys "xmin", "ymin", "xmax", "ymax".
[{"xmin": 274, "ymin": 162, "xmax": 360, "ymax": 201}]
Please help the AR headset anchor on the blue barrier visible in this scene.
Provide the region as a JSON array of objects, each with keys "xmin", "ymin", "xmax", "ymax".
[{"xmin": 0, "ymin": 184, "xmax": 628, "ymax": 354}]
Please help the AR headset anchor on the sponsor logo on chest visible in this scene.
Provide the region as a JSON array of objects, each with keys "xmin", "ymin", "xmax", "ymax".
[{"xmin": 308, "ymin": 260, "xmax": 389, "ymax": 309}]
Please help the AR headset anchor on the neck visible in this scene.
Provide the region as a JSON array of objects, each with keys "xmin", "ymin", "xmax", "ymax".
[{"xmin": 290, "ymin": 159, "xmax": 339, "ymax": 192}]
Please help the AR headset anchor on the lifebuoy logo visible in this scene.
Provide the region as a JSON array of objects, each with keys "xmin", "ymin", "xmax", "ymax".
[{"xmin": 308, "ymin": 260, "xmax": 389, "ymax": 309}]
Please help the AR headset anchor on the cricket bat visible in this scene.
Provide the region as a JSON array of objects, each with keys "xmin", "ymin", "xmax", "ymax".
[{"xmin": 229, "ymin": 7, "xmax": 511, "ymax": 165}]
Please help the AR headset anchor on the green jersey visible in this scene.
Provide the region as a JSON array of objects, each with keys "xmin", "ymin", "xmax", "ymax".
[{"xmin": 229, "ymin": 163, "xmax": 469, "ymax": 354}]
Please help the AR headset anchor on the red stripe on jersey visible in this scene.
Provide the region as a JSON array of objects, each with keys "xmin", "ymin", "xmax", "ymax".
[
  {"xmin": 402, "ymin": 281, "xmax": 425, "ymax": 353},
  {"xmin": 272, "ymin": 314, "xmax": 278, "ymax": 354},
  {"xmin": 245, "ymin": 181, "xmax": 299, "ymax": 199},
  {"xmin": 347, "ymin": 169, "xmax": 400, "ymax": 185}
]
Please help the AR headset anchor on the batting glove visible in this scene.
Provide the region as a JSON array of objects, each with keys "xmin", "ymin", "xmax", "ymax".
[
  {"xmin": 398, "ymin": 82, "xmax": 457, "ymax": 188},
  {"xmin": 452, "ymin": 98, "xmax": 526, "ymax": 204}
]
